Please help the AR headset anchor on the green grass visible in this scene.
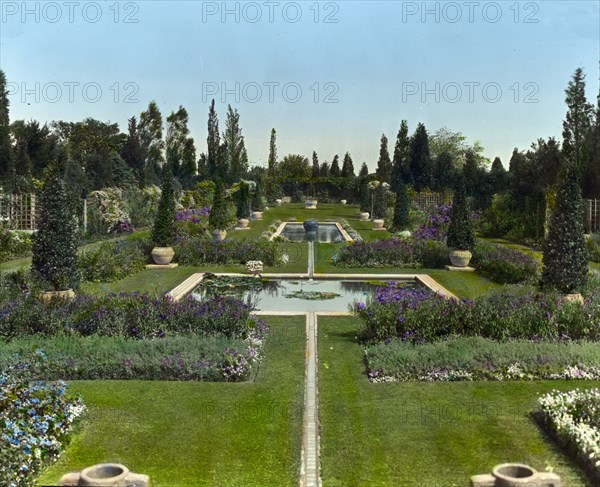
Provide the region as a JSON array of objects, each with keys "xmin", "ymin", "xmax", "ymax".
[
  {"xmin": 318, "ymin": 316, "xmax": 597, "ymax": 486},
  {"xmin": 313, "ymin": 242, "xmax": 503, "ymax": 299},
  {"xmin": 36, "ymin": 316, "xmax": 306, "ymax": 487}
]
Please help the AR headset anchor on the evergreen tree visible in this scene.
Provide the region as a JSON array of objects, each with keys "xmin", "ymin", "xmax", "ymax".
[
  {"xmin": 329, "ymin": 154, "xmax": 341, "ymax": 177},
  {"xmin": 391, "ymin": 120, "xmax": 411, "ymax": 190},
  {"xmin": 31, "ymin": 167, "xmax": 79, "ymax": 291},
  {"xmin": 251, "ymin": 179, "xmax": 265, "ymax": 212},
  {"xmin": 392, "ymin": 179, "xmax": 409, "ymax": 231},
  {"xmin": 209, "ymin": 178, "xmax": 229, "ymax": 230},
  {"xmin": 584, "ymin": 89, "xmax": 600, "ymax": 197},
  {"xmin": 446, "ymin": 174, "xmax": 474, "ymax": 251},
  {"xmin": 359, "ymin": 162, "xmax": 369, "ymax": 178},
  {"xmin": 207, "ymin": 99, "xmax": 220, "ymax": 179},
  {"xmin": 409, "ymin": 123, "xmax": 432, "ymax": 191},
  {"xmin": 562, "ymin": 68, "xmax": 593, "ymax": 175},
  {"xmin": 235, "ymin": 181, "xmax": 251, "ymax": 219},
  {"xmin": 341, "ymin": 151, "xmax": 355, "ymax": 179},
  {"xmin": 151, "ymin": 171, "xmax": 177, "ymax": 247},
  {"xmin": 267, "ymin": 128, "xmax": 278, "ymax": 178},
  {"xmin": 121, "ymin": 116, "xmax": 144, "ymax": 186},
  {"xmin": 10, "ymin": 121, "xmax": 33, "ymax": 188},
  {"xmin": 432, "ymin": 151, "xmax": 455, "ymax": 191},
  {"xmin": 372, "ymin": 183, "xmax": 386, "ymax": 219},
  {"xmin": 165, "ymin": 105, "xmax": 196, "ymax": 187},
  {"xmin": 488, "ymin": 156, "xmax": 507, "ymax": 193},
  {"xmin": 0, "ymin": 69, "xmax": 13, "ymax": 187},
  {"xmin": 139, "ymin": 101, "xmax": 165, "ymax": 185},
  {"xmin": 375, "ymin": 134, "xmax": 392, "ymax": 183},
  {"xmin": 320, "ymin": 162, "xmax": 330, "ymax": 177},
  {"xmin": 542, "ymin": 166, "xmax": 588, "ymax": 293},
  {"xmin": 311, "ymin": 151, "xmax": 320, "ymax": 177},
  {"xmin": 463, "ymin": 149, "xmax": 479, "ymax": 196},
  {"xmin": 359, "ymin": 177, "xmax": 370, "ymax": 213},
  {"xmin": 223, "ymin": 105, "xmax": 248, "ymax": 183}
]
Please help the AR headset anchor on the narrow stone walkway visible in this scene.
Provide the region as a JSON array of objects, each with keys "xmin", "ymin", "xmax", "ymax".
[
  {"xmin": 307, "ymin": 241, "xmax": 315, "ymax": 278},
  {"xmin": 300, "ymin": 312, "xmax": 321, "ymax": 487}
]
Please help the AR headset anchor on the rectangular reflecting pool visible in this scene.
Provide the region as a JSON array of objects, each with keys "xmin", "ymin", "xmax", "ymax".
[
  {"xmin": 275, "ymin": 222, "xmax": 349, "ymax": 243},
  {"xmin": 191, "ymin": 278, "xmax": 418, "ymax": 312}
]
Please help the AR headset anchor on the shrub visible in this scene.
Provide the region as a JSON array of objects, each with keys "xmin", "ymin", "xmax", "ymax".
[
  {"xmin": 0, "ymin": 374, "xmax": 85, "ymax": 487},
  {"xmin": 0, "ymin": 227, "xmax": 32, "ymax": 263},
  {"xmin": 235, "ymin": 181, "xmax": 252, "ymax": 219},
  {"xmin": 372, "ymin": 183, "xmax": 387, "ymax": 219},
  {"xmin": 542, "ymin": 166, "xmax": 588, "ymax": 293},
  {"xmin": 174, "ymin": 236, "xmax": 284, "ymax": 267},
  {"xmin": 78, "ymin": 240, "xmax": 146, "ymax": 282},
  {"xmin": 446, "ymin": 176, "xmax": 474, "ymax": 251},
  {"xmin": 392, "ymin": 181, "xmax": 409, "ymax": 231},
  {"xmin": 31, "ymin": 168, "xmax": 79, "ymax": 291},
  {"xmin": 472, "ymin": 240, "xmax": 540, "ymax": 284},
  {"xmin": 333, "ymin": 238, "xmax": 419, "ymax": 268},
  {"xmin": 151, "ymin": 171, "xmax": 177, "ymax": 247}
]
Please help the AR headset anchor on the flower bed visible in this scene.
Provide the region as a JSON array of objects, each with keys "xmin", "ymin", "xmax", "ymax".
[
  {"xmin": 538, "ymin": 388, "xmax": 600, "ymax": 484},
  {"xmin": 472, "ymin": 240, "xmax": 540, "ymax": 284},
  {"xmin": 0, "ymin": 373, "xmax": 85, "ymax": 487},
  {"xmin": 355, "ymin": 280, "xmax": 600, "ymax": 344}
]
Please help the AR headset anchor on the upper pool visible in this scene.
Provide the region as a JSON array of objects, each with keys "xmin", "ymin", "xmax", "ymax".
[{"xmin": 272, "ymin": 222, "xmax": 351, "ymax": 243}]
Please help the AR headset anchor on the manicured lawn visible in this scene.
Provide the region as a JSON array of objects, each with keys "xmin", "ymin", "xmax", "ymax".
[
  {"xmin": 36, "ymin": 316, "xmax": 306, "ymax": 487},
  {"xmin": 318, "ymin": 316, "xmax": 597, "ymax": 487},
  {"xmin": 313, "ymin": 242, "xmax": 503, "ymax": 299}
]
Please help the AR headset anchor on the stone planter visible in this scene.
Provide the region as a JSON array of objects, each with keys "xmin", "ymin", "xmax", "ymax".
[
  {"xmin": 340, "ymin": 199, "xmax": 347, "ymax": 205},
  {"xmin": 471, "ymin": 463, "xmax": 561, "ymax": 487},
  {"xmin": 563, "ymin": 293, "xmax": 584, "ymax": 303},
  {"xmin": 449, "ymin": 249, "xmax": 472, "ymax": 267},
  {"xmin": 305, "ymin": 199, "xmax": 318, "ymax": 209},
  {"xmin": 252, "ymin": 211, "xmax": 263, "ymax": 220},
  {"xmin": 275, "ymin": 199, "xmax": 282, "ymax": 206},
  {"xmin": 237, "ymin": 218, "xmax": 250, "ymax": 229},
  {"xmin": 151, "ymin": 246, "xmax": 175, "ymax": 265},
  {"xmin": 212, "ymin": 229, "xmax": 227, "ymax": 242},
  {"xmin": 303, "ymin": 219, "xmax": 319, "ymax": 232},
  {"xmin": 359, "ymin": 212, "xmax": 370, "ymax": 221},
  {"xmin": 372, "ymin": 219, "xmax": 385, "ymax": 230},
  {"xmin": 39, "ymin": 289, "xmax": 76, "ymax": 303},
  {"xmin": 60, "ymin": 463, "xmax": 150, "ymax": 487}
]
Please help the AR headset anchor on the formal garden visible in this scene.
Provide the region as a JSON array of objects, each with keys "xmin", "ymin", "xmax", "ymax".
[{"xmin": 1, "ymin": 67, "xmax": 599, "ymax": 486}]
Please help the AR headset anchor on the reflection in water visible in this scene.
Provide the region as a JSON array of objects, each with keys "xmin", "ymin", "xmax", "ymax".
[
  {"xmin": 280, "ymin": 223, "xmax": 346, "ymax": 243},
  {"xmin": 192, "ymin": 279, "xmax": 417, "ymax": 312}
]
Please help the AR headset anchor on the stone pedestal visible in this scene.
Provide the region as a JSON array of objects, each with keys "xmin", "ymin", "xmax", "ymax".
[
  {"xmin": 445, "ymin": 265, "xmax": 475, "ymax": 272},
  {"xmin": 60, "ymin": 463, "xmax": 151, "ymax": 487}
]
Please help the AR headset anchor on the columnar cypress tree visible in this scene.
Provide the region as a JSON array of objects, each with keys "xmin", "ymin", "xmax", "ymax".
[
  {"xmin": 391, "ymin": 120, "xmax": 411, "ymax": 190},
  {"xmin": 329, "ymin": 154, "xmax": 341, "ymax": 177},
  {"xmin": 359, "ymin": 177, "xmax": 370, "ymax": 213},
  {"xmin": 372, "ymin": 183, "xmax": 386, "ymax": 219},
  {"xmin": 541, "ymin": 166, "xmax": 588, "ymax": 293},
  {"xmin": 207, "ymin": 99, "xmax": 220, "ymax": 179},
  {"xmin": 392, "ymin": 180, "xmax": 409, "ymax": 231},
  {"xmin": 0, "ymin": 69, "xmax": 14, "ymax": 186},
  {"xmin": 359, "ymin": 163, "xmax": 369, "ymax": 178},
  {"xmin": 446, "ymin": 175, "xmax": 474, "ymax": 251},
  {"xmin": 341, "ymin": 152, "xmax": 355, "ymax": 179},
  {"xmin": 375, "ymin": 134, "xmax": 392, "ymax": 183},
  {"xmin": 151, "ymin": 171, "xmax": 177, "ymax": 246},
  {"xmin": 209, "ymin": 178, "xmax": 229, "ymax": 230},
  {"xmin": 409, "ymin": 123, "xmax": 432, "ymax": 191},
  {"xmin": 31, "ymin": 168, "xmax": 79, "ymax": 291},
  {"xmin": 235, "ymin": 181, "xmax": 251, "ymax": 219},
  {"xmin": 251, "ymin": 179, "xmax": 265, "ymax": 212}
]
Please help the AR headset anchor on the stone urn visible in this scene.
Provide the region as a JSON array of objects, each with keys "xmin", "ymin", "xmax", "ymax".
[
  {"xmin": 340, "ymin": 199, "xmax": 347, "ymax": 205},
  {"xmin": 275, "ymin": 198, "xmax": 282, "ymax": 206},
  {"xmin": 303, "ymin": 219, "xmax": 319, "ymax": 232},
  {"xmin": 60, "ymin": 463, "xmax": 150, "ymax": 486},
  {"xmin": 471, "ymin": 463, "xmax": 561, "ymax": 487},
  {"xmin": 372, "ymin": 219, "xmax": 385, "ymax": 230},
  {"xmin": 359, "ymin": 212, "xmax": 370, "ymax": 221},
  {"xmin": 252, "ymin": 211, "xmax": 263, "ymax": 220},
  {"xmin": 237, "ymin": 218, "xmax": 250, "ymax": 229},
  {"xmin": 39, "ymin": 289, "xmax": 76, "ymax": 303},
  {"xmin": 449, "ymin": 249, "xmax": 472, "ymax": 267},
  {"xmin": 305, "ymin": 199, "xmax": 318, "ymax": 209},
  {"xmin": 212, "ymin": 229, "xmax": 227, "ymax": 242},
  {"xmin": 151, "ymin": 246, "xmax": 175, "ymax": 265}
]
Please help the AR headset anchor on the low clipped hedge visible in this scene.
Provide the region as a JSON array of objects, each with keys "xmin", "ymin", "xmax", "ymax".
[{"xmin": 472, "ymin": 240, "xmax": 540, "ymax": 284}]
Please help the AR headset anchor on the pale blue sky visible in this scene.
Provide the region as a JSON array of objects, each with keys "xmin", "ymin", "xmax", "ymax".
[{"xmin": 1, "ymin": 0, "xmax": 599, "ymax": 171}]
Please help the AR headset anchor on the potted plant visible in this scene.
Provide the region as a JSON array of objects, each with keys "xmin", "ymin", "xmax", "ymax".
[
  {"xmin": 446, "ymin": 176, "xmax": 474, "ymax": 267},
  {"xmin": 305, "ymin": 197, "xmax": 318, "ymax": 209},
  {"xmin": 150, "ymin": 171, "xmax": 177, "ymax": 265},
  {"xmin": 371, "ymin": 182, "xmax": 387, "ymax": 230},
  {"xmin": 251, "ymin": 179, "xmax": 265, "ymax": 220},
  {"xmin": 235, "ymin": 181, "xmax": 251, "ymax": 229},
  {"xmin": 31, "ymin": 167, "xmax": 79, "ymax": 300},
  {"xmin": 541, "ymin": 165, "xmax": 588, "ymax": 300},
  {"xmin": 209, "ymin": 179, "xmax": 229, "ymax": 241}
]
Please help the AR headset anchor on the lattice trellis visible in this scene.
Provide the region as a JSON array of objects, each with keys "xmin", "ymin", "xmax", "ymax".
[{"xmin": 0, "ymin": 193, "xmax": 38, "ymax": 230}]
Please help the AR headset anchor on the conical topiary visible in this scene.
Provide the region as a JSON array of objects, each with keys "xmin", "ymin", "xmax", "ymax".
[
  {"xmin": 392, "ymin": 180, "xmax": 409, "ymax": 231},
  {"xmin": 209, "ymin": 178, "xmax": 229, "ymax": 230},
  {"xmin": 252, "ymin": 179, "xmax": 265, "ymax": 212},
  {"xmin": 235, "ymin": 181, "xmax": 251, "ymax": 219},
  {"xmin": 31, "ymin": 167, "xmax": 79, "ymax": 291},
  {"xmin": 372, "ymin": 183, "xmax": 386, "ymax": 219},
  {"xmin": 446, "ymin": 175, "xmax": 474, "ymax": 251},
  {"xmin": 151, "ymin": 171, "xmax": 177, "ymax": 247},
  {"xmin": 542, "ymin": 166, "xmax": 588, "ymax": 293}
]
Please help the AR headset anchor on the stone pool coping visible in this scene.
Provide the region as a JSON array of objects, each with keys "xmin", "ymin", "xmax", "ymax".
[
  {"xmin": 270, "ymin": 221, "xmax": 353, "ymax": 242},
  {"xmin": 166, "ymin": 273, "xmax": 458, "ymax": 302}
]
